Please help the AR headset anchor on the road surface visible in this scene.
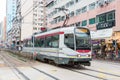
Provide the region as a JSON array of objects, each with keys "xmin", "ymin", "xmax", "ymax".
[{"xmin": 0, "ymin": 50, "xmax": 120, "ymax": 80}]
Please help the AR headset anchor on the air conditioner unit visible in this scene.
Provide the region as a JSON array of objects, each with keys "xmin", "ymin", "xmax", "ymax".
[
  {"xmin": 104, "ymin": 0, "xmax": 110, "ymax": 4},
  {"xmin": 98, "ymin": 0, "xmax": 104, "ymax": 7}
]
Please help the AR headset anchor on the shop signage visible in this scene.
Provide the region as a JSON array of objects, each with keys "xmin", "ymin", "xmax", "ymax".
[
  {"xmin": 96, "ymin": 20, "xmax": 115, "ymax": 30},
  {"xmin": 90, "ymin": 28, "xmax": 113, "ymax": 39}
]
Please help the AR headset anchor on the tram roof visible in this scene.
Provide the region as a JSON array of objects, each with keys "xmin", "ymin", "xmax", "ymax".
[{"xmin": 34, "ymin": 27, "xmax": 75, "ymax": 37}]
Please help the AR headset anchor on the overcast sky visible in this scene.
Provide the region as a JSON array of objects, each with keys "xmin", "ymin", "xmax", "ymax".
[{"xmin": 0, "ymin": 0, "xmax": 6, "ymax": 22}]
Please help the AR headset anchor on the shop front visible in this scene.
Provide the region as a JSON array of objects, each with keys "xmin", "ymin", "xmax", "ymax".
[{"xmin": 105, "ymin": 31, "xmax": 120, "ymax": 59}]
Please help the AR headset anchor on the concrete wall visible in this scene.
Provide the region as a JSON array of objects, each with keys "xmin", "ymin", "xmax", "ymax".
[{"xmin": 21, "ymin": 0, "xmax": 33, "ymax": 40}]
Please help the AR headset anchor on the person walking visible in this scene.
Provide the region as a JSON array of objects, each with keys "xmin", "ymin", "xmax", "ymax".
[{"xmin": 118, "ymin": 47, "xmax": 120, "ymax": 60}]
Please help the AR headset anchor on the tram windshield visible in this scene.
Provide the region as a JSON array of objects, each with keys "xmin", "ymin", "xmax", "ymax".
[
  {"xmin": 75, "ymin": 28, "xmax": 91, "ymax": 50},
  {"xmin": 64, "ymin": 28, "xmax": 91, "ymax": 50},
  {"xmin": 75, "ymin": 33, "xmax": 91, "ymax": 50}
]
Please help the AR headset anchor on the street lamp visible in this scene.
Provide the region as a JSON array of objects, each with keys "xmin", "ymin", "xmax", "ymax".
[{"xmin": 55, "ymin": 7, "xmax": 69, "ymax": 27}]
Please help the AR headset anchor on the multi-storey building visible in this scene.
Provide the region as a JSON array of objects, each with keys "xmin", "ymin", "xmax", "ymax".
[
  {"xmin": 21, "ymin": 0, "xmax": 44, "ymax": 41},
  {"xmin": 8, "ymin": 0, "xmax": 45, "ymax": 46},
  {"xmin": 46, "ymin": 0, "xmax": 120, "ymax": 43},
  {"xmin": 0, "ymin": 17, "xmax": 7, "ymax": 44},
  {"xmin": 6, "ymin": 0, "xmax": 16, "ymax": 32},
  {"xmin": 0, "ymin": 22, "xmax": 2, "ymax": 39}
]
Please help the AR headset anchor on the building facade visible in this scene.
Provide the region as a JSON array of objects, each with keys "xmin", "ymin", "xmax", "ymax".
[
  {"xmin": 46, "ymin": 0, "xmax": 120, "ymax": 41},
  {"xmin": 6, "ymin": 0, "xmax": 17, "ymax": 32},
  {"xmin": 21, "ymin": 0, "xmax": 44, "ymax": 41},
  {"xmin": 7, "ymin": 0, "xmax": 45, "ymax": 46},
  {"xmin": 0, "ymin": 17, "xmax": 7, "ymax": 45}
]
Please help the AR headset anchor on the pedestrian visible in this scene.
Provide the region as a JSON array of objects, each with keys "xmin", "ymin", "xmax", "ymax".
[
  {"xmin": 118, "ymin": 47, "xmax": 120, "ymax": 59},
  {"xmin": 111, "ymin": 47, "xmax": 115, "ymax": 60},
  {"xmin": 33, "ymin": 52, "xmax": 37, "ymax": 60}
]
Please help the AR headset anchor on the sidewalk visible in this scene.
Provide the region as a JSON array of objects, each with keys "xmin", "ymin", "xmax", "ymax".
[{"xmin": 93, "ymin": 56, "xmax": 120, "ymax": 64}]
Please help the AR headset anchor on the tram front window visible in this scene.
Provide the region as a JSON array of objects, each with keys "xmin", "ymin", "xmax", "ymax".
[
  {"xmin": 64, "ymin": 34, "xmax": 74, "ymax": 50},
  {"xmin": 75, "ymin": 33, "xmax": 91, "ymax": 50}
]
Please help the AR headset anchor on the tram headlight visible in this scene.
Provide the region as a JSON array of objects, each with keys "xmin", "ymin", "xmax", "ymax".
[
  {"xmin": 77, "ymin": 54, "xmax": 81, "ymax": 57},
  {"xmin": 87, "ymin": 54, "xmax": 91, "ymax": 57}
]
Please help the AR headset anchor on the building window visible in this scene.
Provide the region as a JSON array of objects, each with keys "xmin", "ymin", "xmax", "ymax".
[
  {"xmin": 33, "ymin": 27, "xmax": 37, "ymax": 30},
  {"xmin": 66, "ymin": 2, "xmax": 70, "ymax": 8},
  {"xmin": 69, "ymin": 0, "xmax": 74, "ymax": 6},
  {"xmin": 38, "ymin": 23, "xmax": 43, "ymax": 26},
  {"xmin": 75, "ymin": 0, "xmax": 81, "ymax": 3},
  {"xmin": 82, "ymin": 20, "xmax": 87, "ymax": 26},
  {"xmin": 75, "ymin": 22, "xmax": 81, "ymax": 27},
  {"xmin": 107, "ymin": 11, "xmax": 115, "ymax": 21},
  {"xmin": 69, "ymin": 11, "xmax": 74, "ymax": 17},
  {"xmin": 81, "ymin": 6, "xmax": 87, "ymax": 13},
  {"xmin": 89, "ymin": 2, "xmax": 95, "ymax": 10},
  {"xmin": 97, "ymin": 14, "xmax": 106, "ymax": 23},
  {"xmin": 89, "ymin": 18, "xmax": 96, "ymax": 24},
  {"xmin": 61, "ymin": 16, "xmax": 65, "ymax": 21},
  {"xmin": 76, "ymin": 9, "xmax": 81, "ymax": 15}
]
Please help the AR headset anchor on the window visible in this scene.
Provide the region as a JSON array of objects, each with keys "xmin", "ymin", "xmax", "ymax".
[
  {"xmin": 89, "ymin": 18, "xmax": 96, "ymax": 24},
  {"xmin": 34, "ymin": 37, "xmax": 45, "ymax": 47},
  {"xmin": 38, "ymin": 23, "xmax": 43, "ymax": 26},
  {"xmin": 46, "ymin": 35, "xmax": 59, "ymax": 48},
  {"xmin": 33, "ymin": 27, "xmax": 37, "ymax": 30},
  {"xmin": 89, "ymin": 2, "xmax": 95, "ymax": 10},
  {"xmin": 81, "ymin": 6, "xmax": 87, "ymax": 13},
  {"xmin": 97, "ymin": 14, "xmax": 106, "ymax": 23},
  {"xmin": 34, "ymin": 38, "xmax": 40, "ymax": 47},
  {"xmin": 97, "ymin": 10, "xmax": 115, "ymax": 23},
  {"xmin": 61, "ymin": 16, "xmax": 65, "ymax": 21},
  {"xmin": 76, "ymin": 0, "xmax": 81, "ymax": 3},
  {"xmin": 75, "ymin": 22, "xmax": 81, "ymax": 27},
  {"xmin": 69, "ymin": 0, "xmax": 74, "ymax": 6},
  {"xmin": 69, "ymin": 11, "xmax": 74, "ymax": 17},
  {"xmin": 47, "ymin": 1, "xmax": 54, "ymax": 8},
  {"xmin": 107, "ymin": 11, "xmax": 115, "ymax": 21},
  {"xmin": 66, "ymin": 2, "xmax": 70, "ymax": 8},
  {"xmin": 76, "ymin": 9, "xmax": 81, "ymax": 15},
  {"xmin": 64, "ymin": 34, "xmax": 74, "ymax": 50},
  {"xmin": 82, "ymin": 20, "xmax": 87, "ymax": 26}
]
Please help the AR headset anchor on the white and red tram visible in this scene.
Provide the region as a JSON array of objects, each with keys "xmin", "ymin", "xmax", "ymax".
[{"xmin": 23, "ymin": 27, "xmax": 92, "ymax": 66}]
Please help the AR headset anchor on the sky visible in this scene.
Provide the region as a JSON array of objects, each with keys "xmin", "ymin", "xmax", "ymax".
[{"xmin": 0, "ymin": 0, "xmax": 6, "ymax": 22}]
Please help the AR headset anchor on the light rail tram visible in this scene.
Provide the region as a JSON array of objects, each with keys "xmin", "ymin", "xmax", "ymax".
[{"xmin": 23, "ymin": 27, "xmax": 92, "ymax": 66}]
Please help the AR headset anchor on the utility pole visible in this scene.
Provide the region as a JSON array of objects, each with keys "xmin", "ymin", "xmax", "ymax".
[{"xmin": 16, "ymin": 0, "xmax": 22, "ymax": 51}]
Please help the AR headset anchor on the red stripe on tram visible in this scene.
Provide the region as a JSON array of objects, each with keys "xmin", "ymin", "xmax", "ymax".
[
  {"xmin": 76, "ymin": 50, "xmax": 91, "ymax": 53},
  {"xmin": 37, "ymin": 32, "xmax": 64, "ymax": 38}
]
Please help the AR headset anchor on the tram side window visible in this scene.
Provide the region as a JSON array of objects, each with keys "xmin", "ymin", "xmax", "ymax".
[
  {"xmin": 40, "ymin": 38, "xmax": 45, "ymax": 47},
  {"xmin": 64, "ymin": 34, "xmax": 74, "ymax": 50},
  {"xmin": 46, "ymin": 36, "xmax": 52, "ymax": 47},
  {"xmin": 45, "ymin": 35, "xmax": 59, "ymax": 48},
  {"xmin": 34, "ymin": 37, "xmax": 45, "ymax": 47},
  {"xmin": 51, "ymin": 35, "xmax": 59, "ymax": 48},
  {"xmin": 34, "ymin": 38, "xmax": 41, "ymax": 47}
]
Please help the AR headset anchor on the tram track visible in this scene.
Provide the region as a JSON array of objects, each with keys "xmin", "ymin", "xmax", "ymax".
[
  {"xmin": 0, "ymin": 52, "xmax": 30, "ymax": 80},
  {"xmin": 32, "ymin": 67, "xmax": 59, "ymax": 80},
  {"xmin": 0, "ymin": 51, "xmax": 60, "ymax": 80},
  {"xmin": 62, "ymin": 66, "xmax": 108, "ymax": 80},
  {"xmin": 60, "ymin": 65, "xmax": 120, "ymax": 80},
  {"xmin": 1, "ymin": 50, "xmax": 120, "ymax": 80},
  {"xmin": 87, "ymin": 68, "xmax": 120, "ymax": 78}
]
